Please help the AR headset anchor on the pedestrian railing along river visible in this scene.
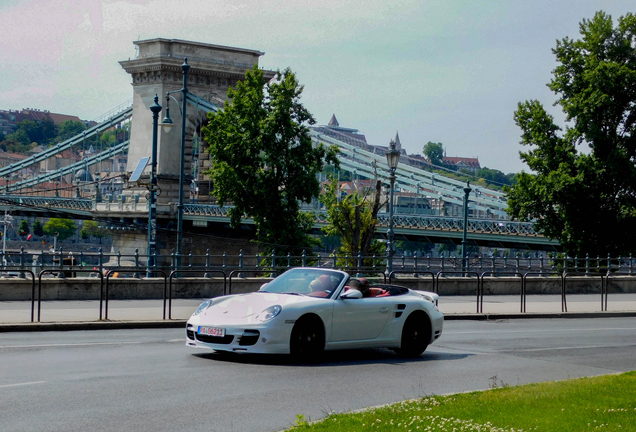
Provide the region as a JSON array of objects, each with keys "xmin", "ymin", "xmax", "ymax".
[
  {"xmin": 2, "ymin": 248, "xmax": 635, "ymax": 323},
  {"xmin": 1, "ymin": 247, "xmax": 634, "ymax": 277}
]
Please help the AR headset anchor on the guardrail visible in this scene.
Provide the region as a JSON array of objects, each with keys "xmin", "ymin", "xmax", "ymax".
[
  {"xmin": 37, "ymin": 269, "xmax": 104, "ymax": 322},
  {"xmin": 4, "ymin": 256, "xmax": 636, "ymax": 323},
  {"xmin": 2, "ymin": 248, "xmax": 635, "ymax": 278},
  {"xmin": 104, "ymin": 269, "xmax": 167, "ymax": 321}
]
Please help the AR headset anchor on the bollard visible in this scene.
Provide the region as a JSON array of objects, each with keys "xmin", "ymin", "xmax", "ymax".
[
  {"xmin": 204, "ymin": 249, "xmax": 211, "ymax": 278},
  {"xmin": 238, "ymin": 249, "xmax": 244, "ymax": 278},
  {"xmin": 133, "ymin": 249, "xmax": 140, "ymax": 278}
]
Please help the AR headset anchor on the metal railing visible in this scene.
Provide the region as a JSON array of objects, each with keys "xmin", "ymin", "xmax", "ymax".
[
  {"xmin": 3, "ymin": 248, "xmax": 635, "ymax": 322},
  {"xmin": 2, "ymin": 248, "xmax": 635, "ymax": 279}
]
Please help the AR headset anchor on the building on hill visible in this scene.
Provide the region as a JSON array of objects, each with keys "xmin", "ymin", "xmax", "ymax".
[
  {"xmin": 442, "ymin": 155, "xmax": 481, "ymax": 173},
  {"xmin": 312, "ymin": 114, "xmax": 370, "ymax": 149},
  {"xmin": 0, "ymin": 108, "xmax": 87, "ymax": 136}
]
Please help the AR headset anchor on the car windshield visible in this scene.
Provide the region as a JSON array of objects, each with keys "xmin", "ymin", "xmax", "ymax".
[{"xmin": 259, "ymin": 269, "xmax": 345, "ymax": 299}]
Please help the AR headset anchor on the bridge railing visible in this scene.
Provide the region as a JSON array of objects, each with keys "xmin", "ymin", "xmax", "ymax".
[{"xmin": 2, "ymin": 248, "xmax": 635, "ymax": 278}]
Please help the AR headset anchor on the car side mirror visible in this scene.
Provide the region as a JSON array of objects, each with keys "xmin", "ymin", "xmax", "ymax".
[{"xmin": 340, "ymin": 289, "xmax": 362, "ymax": 299}]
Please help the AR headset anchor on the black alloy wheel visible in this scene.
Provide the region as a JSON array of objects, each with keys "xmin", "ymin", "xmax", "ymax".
[
  {"xmin": 290, "ymin": 316, "xmax": 325, "ymax": 358},
  {"xmin": 396, "ymin": 312, "xmax": 431, "ymax": 357}
]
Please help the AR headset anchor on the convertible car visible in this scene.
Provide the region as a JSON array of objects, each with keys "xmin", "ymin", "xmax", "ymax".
[{"xmin": 185, "ymin": 268, "xmax": 443, "ymax": 357}]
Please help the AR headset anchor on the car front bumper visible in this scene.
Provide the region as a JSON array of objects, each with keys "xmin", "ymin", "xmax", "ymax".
[{"xmin": 185, "ymin": 318, "xmax": 293, "ymax": 354}]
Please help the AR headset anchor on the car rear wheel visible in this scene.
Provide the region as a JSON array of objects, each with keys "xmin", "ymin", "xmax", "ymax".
[
  {"xmin": 395, "ymin": 312, "xmax": 431, "ymax": 357},
  {"xmin": 290, "ymin": 316, "xmax": 325, "ymax": 358}
]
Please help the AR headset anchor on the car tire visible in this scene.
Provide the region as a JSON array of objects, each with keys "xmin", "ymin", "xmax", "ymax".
[
  {"xmin": 290, "ymin": 315, "xmax": 325, "ymax": 359},
  {"xmin": 395, "ymin": 311, "xmax": 431, "ymax": 357}
]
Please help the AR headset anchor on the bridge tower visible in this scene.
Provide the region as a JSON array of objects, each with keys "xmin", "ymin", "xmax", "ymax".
[{"xmin": 110, "ymin": 39, "xmax": 275, "ymax": 257}]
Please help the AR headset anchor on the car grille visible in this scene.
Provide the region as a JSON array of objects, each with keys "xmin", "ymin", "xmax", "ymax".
[
  {"xmin": 196, "ymin": 334, "xmax": 235, "ymax": 344},
  {"xmin": 239, "ymin": 330, "xmax": 260, "ymax": 346}
]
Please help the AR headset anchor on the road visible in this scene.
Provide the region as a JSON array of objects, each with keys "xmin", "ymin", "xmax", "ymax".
[{"xmin": 1, "ymin": 318, "xmax": 635, "ymax": 432}]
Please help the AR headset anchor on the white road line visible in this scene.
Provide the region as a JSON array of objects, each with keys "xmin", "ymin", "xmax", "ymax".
[
  {"xmin": 0, "ymin": 340, "xmax": 183, "ymax": 349},
  {"xmin": 0, "ymin": 381, "xmax": 46, "ymax": 389},
  {"xmin": 449, "ymin": 327, "xmax": 636, "ymax": 335},
  {"xmin": 508, "ymin": 343, "xmax": 636, "ymax": 352}
]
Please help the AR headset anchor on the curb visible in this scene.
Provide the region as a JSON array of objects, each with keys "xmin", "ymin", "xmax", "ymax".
[
  {"xmin": 0, "ymin": 320, "xmax": 187, "ymax": 333},
  {"xmin": 2, "ymin": 311, "xmax": 636, "ymax": 332},
  {"xmin": 443, "ymin": 311, "xmax": 636, "ymax": 321}
]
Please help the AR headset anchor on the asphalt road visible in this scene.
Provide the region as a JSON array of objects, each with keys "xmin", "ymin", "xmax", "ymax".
[{"xmin": 1, "ymin": 318, "xmax": 636, "ymax": 432}]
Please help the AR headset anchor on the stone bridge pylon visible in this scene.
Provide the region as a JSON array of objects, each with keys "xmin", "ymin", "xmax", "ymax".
[{"xmin": 100, "ymin": 39, "xmax": 275, "ymax": 257}]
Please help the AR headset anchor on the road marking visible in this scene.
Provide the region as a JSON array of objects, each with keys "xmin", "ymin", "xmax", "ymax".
[
  {"xmin": 0, "ymin": 381, "xmax": 46, "ymax": 389},
  {"xmin": 449, "ymin": 327, "xmax": 636, "ymax": 335},
  {"xmin": 508, "ymin": 343, "xmax": 636, "ymax": 352},
  {"xmin": 0, "ymin": 340, "xmax": 183, "ymax": 349}
]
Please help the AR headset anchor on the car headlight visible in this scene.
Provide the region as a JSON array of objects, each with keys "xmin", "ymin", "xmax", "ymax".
[
  {"xmin": 257, "ymin": 305, "xmax": 282, "ymax": 322},
  {"xmin": 193, "ymin": 299, "xmax": 213, "ymax": 316}
]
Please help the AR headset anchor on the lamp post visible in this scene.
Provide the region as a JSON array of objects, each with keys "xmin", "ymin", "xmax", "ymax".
[
  {"xmin": 385, "ymin": 139, "xmax": 400, "ymax": 276},
  {"xmin": 461, "ymin": 181, "xmax": 472, "ymax": 271},
  {"xmin": 161, "ymin": 58, "xmax": 190, "ymax": 270},
  {"xmin": 147, "ymin": 95, "xmax": 162, "ymax": 276}
]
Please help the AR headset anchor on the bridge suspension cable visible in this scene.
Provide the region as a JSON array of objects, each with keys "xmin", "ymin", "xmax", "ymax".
[
  {"xmin": 5, "ymin": 141, "xmax": 130, "ymax": 193},
  {"xmin": 0, "ymin": 106, "xmax": 133, "ymax": 179},
  {"xmin": 182, "ymin": 92, "xmax": 509, "ymax": 217}
]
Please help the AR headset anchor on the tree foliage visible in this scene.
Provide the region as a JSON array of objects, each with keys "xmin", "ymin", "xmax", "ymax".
[
  {"xmin": 319, "ymin": 176, "xmax": 385, "ymax": 263},
  {"xmin": 18, "ymin": 220, "xmax": 29, "ymax": 236},
  {"xmin": 505, "ymin": 11, "xmax": 636, "ymax": 256},
  {"xmin": 43, "ymin": 218, "xmax": 76, "ymax": 241},
  {"xmin": 423, "ymin": 141, "xmax": 444, "ymax": 166},
  {"xmin": 81, "ymin": 220, "xmax": 107, "ymax": 241},
  {"xmin": 474, "ymin": 168, "xmax": 517, "ymax": 187},
  {"xmin": 56, "ymin": 120, "xmax": 86, "ymax": 143},
  {"xmin": 32, "ymin": 220, "xmax": 44, "ymax": 237},
  {"xmin": 203, "ymin": 65, "xmax": 339, "ymax": 252}
]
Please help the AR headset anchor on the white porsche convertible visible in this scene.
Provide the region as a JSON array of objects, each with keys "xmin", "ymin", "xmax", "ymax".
[{"xmin": 186, "ymin": 268, "xmax": 443, "ymax": 357}]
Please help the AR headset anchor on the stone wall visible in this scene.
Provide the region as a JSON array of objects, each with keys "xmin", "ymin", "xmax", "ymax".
[{"xmin": 1, "ymin": 276, "xmax": 634, "ymax": 301}]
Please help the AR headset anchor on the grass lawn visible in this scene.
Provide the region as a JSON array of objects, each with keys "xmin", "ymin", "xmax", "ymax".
[{"xmin": 287, "ymin": 371, "xmax": 636, "ymax": 431}]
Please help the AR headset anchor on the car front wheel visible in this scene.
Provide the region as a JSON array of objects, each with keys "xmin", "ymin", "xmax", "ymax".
[
  {"xmin": 290, "ymin": 316, "xmax": 325, "ymax": 358},
  {"xmin": 396, "ymin": 312, "xmax": 431, "ymax": 357}
]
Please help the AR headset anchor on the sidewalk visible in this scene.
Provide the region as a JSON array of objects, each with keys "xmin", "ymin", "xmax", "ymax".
[{"xmin": 2, "ymin": 294, "xmax": 636, "ymax": 332}]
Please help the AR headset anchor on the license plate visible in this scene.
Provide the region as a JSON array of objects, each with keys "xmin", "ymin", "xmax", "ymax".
[{"xmin": 198, "ymin": 326, "xmax": 225, "ymax": 337}]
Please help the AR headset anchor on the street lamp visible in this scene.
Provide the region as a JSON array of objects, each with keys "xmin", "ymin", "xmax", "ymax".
[
  {"xmin": 147, "ymin": 94, "xmax": 162, "ymax": 276},
  {"xmin": 385, "ymin": 138, "xmax": 400, "ymax": 275},
  {"xmin": 161, "ymin": 58, "xmax": 190, "ymax": 269},
  {"xmin": 461, "ymin": 181, "xmax": 472, "ymax": 271}
]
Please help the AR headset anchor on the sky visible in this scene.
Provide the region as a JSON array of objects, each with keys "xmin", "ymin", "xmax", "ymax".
[{"xmin": 1, "ymin": 0, "xmax": 633, "ymax": 173}]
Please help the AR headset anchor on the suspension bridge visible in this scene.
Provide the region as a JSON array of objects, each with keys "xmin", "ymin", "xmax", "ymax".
[{"xmin": 0, "ymin": 38, "xmax": 560, "ymax": 255}]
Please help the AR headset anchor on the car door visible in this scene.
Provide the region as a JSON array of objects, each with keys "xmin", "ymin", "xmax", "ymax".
[{"xmin": 330, "ymin": 296, "xmax": 391, "ymax": 341}]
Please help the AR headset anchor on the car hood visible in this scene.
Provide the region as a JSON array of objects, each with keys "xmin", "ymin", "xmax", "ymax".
[{"xmin": 201, "ymin": 292, "xmax": 316, "ymax": 320}]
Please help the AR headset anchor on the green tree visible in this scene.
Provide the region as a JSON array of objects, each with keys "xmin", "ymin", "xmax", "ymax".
[
  {"xmin": 203, "ymin": 65, "xmax": 339, "ymax": 253},
  {"xmin": 40, "ymin": 118, "xmax": 57, "ymax": 145},
  {"xmin": 423, "ymin": 141, "xmax": 444, "ymax": 166},
  {"xmin": 99, "ymin": 130, "xmax": 116, "ymax": 149},
  {"xmin": 18, "ymin": 220, "xmax": 29, "ymax": 237},
  {"xmin": 56, "ymin": 120, "xmax": 86, "ymax": 143},
  {"xmin": 395, "ymin": 240, "xmax": 434, "ymax": 256},
  {"xmin": 80, "ymin": 220, "xmax": 107, "ymax": 243},
  {"xmin": 6, "ymin": 129, "xmax": 30, "ymax": 146},
  {"xmin": 505, "ymin": 12, "xmax": 636, "ymax": 256},
  {"xmin": 438, "ymin": 243, "xmax": 457, "ymax": 257},
  {"xmin": 319, "ymin": 176, "xmax": 385, "ymax": 265},
  {"xmin": 17, "ymin": 120, "xmax": 41, "ymax": 144},
  {"xmin": 33, "ymin": 220, "xmax": 44, "ymax": 237},
  {"xmin": 43, "ymin": 218, "xmax": 76, "ymax": 241}
]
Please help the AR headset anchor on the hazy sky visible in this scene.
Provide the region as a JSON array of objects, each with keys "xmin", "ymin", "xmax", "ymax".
[{"xmin": 1, "ymin": 0, "xmax": 632, "ymax": 173}]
